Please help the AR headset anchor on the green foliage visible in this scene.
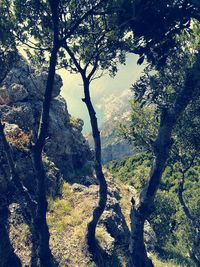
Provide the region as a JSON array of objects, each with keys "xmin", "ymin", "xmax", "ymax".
[
  {"xmin": 106, "ymin": 152, "xmax": 152, "ymax": 190},
  {"xmin": 119, "ymin": 101, "xmax": 158, "ymax": 151},
  {"xmin": 150, "ymin": 190, "xmax": 177, "ymax": 248},
  {"xmin": 150, "ymin": 253, "xmax": 183, "ymax": 267},
  {"xmin": 118, "ymin": 0, "xmax": 200, "ymax": 67},
  {"xmin": 0, "ymin": 0, "xmax": 18, "ymax": 83},
  {"xmin": 10, "ymin": 0, "xmax": 134, "ymax": 75}
]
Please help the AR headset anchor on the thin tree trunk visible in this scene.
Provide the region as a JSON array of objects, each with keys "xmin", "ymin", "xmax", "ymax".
[
  {"xmin": 83, "ymin": 79, "xmax": 108, "ymax": 259},
  {"xmin": 31, "ymin": 39, "xmax": 59, "ymax": 266},
  {"xmin": 29, "ymin": 2, "xmax": 60, "ymax": 265},
  {"xmin": 0, "ymin": 2, "xmax": 60, "ymax": 265},
  {"xmin": 128, "ymin": 51, "xmax": 200, "ymax": 267},
  {"xmin": 31, "ymin": 150, "xmax": 54, "ymax": 267},
  {"xmin": 178, "ymin": 172, "xmax": 200, "ymax": 267}
]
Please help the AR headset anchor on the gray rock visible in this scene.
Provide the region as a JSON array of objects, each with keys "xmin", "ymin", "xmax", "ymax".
[
  {"xmin": 71, "ymin": 183, "xmax": 87, "ymax": 192},
  {"xmin": 1, "ymin": 56, "xmax": 92, "ymax": 187},
  {"xmin": 25, "ymin": 71, "xmax": 62, "ymax": 100},
  {"xmin": 4, "ymin": 123, "xmax": 21, "ymax": 138},
  {"xmin": 0, "ymin": 102, "xmax": 34, "ymax": 131},
  {"xmin": 99, "ymin": 181, "xmax": 130, "ymax": 247},
  {"xmin": 101, "ymin": 197, "xmax": 130, "ymax": 245},
  {"xmin": 8, "ymin": 83, "xmax": 28, "ymax": 102},
  {"xmin": 102, "ymin": 140, "xmax": 137, "ymax": 164},
  {"xmin": 0, "ymin": 86, "xmax": 10, "ymax": 105},
  {"xmin": 2, "ymin": 57, "xmax": 62, "ymax": 101}
]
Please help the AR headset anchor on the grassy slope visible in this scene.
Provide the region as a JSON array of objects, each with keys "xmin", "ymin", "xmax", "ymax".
[{"xmin": 10, "ymin": 169, "xmax": 183, "ymax": 266}]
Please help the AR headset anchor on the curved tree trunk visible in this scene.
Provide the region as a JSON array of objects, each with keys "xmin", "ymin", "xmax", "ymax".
[
  {"xmin": 178, "ymin": 172, "xmax": 200, "ymax": 267},
  {"xmin": 83, "ymin": 79, "xmax": 108, "ymax": 259},
  {"xmin": 128, "ymin": 109, "xmax": 174, "ymax": 267},
  {"xmin": 128, "ymin": 51, "xmax": 200, "ymax": 267}
]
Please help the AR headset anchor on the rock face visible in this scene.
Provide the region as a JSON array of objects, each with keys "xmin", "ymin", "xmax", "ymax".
[
  {"xmin": 0, "ymin": 57, "xmax": 92, "ymax": 188},
  {"xmin": 87, "ymin": 117, "xmax": 136, "ymax": 164},
  {"xmin": 101, "ymin": 139, "xmax": 136, "ymax": 164}
]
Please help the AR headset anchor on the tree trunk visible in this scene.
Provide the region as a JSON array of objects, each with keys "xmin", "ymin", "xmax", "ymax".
[
  {"xmin": 128, "ymin": 109, "xmax": 174, "ymax": 267},
  {"xmin": 29, "ymin": 1, "xmax": 60, "ymax": 263},
  {"xmin": 30, "ymin": 226, "xmax": 40, "ymax": 267},
  {"xmin": 178, "ymin": 172, "xmax": 200, "ymax": 267},
  {"xmin": 128, "ymin": 207, "xmax": 153, "ymax": 267},
  {"xmin": 83, "ymin": 79, "xmax": 108, "ymax": 259},
  {"xmin": 0, "ymin": 2, "xmax": 60, "ymax": 265},
  {"xmin": 31, "ymin": 151, "xmax": 54, "ymax": 267},
  {"xmin": 0, "ymin": 195, "xmax": 21, "ymax": 267},
  {"xmin": 128, "ymin": 51, "xmax": 200, "ymax": 267}
]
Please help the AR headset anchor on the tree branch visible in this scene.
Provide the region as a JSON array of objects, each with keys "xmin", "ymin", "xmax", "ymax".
[
  {"xmin": 62, "ymin": 42, "xmax": 84, "ymax": 75},
  {"xmin": 60, "ymin": 0, "xmax": 108, "ymax": 42},
  {"xmin": 178, "ymin": 173, "xmax": 195, "ymax": 222}
]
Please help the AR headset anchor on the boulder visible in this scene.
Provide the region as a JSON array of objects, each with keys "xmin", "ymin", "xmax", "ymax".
[
  {"xmin": 4, "ymin": 123, "xmax": 21, "ymax": 138},
  {"xmin": 0, "ymin": 102, "xmax": 34, "ymax": 131},
  {"xmin": 100, "ymin": 195, "xmax": 130, "ymax": 246},
  {"xmin": 8, "ymin": 83, "xmax": 28, "ymax": 102},
  {"xmin": 2, "ymin": 57, "xmax": 62, "ymax": 101},
  {"xmin": 25, "ymin": 71, "xmax": 62, "ymax": 100}
]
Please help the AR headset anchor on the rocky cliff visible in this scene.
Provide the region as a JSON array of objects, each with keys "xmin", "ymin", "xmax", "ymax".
[{"xmin": 0, "ymin": 57, "xmax": 92, "ymax": 191}]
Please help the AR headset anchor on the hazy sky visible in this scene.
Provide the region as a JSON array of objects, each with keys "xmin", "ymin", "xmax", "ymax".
[{"xmin": 59, "ymin": 53, "xmax": 144, "ymax": 133}]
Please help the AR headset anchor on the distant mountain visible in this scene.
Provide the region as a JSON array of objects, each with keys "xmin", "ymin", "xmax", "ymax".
[{"xmin": 86, "ymin": 88, "xmax": 137, "ymax": 163}]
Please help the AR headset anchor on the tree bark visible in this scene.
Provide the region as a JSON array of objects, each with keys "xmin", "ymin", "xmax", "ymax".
[
  {"xmin": 30, "ymin": 41, "xmax": 59, "ymax": 267},
  {"xmin": 31, "ymin": 150, "xmax": 54, "ymax": 267},
  {"xmin": 128, "ymin": 51, "xmax": 200, "ymax": 267},
  {"xmin": 83, "ymin": 79, "xmax": 108, "ymax": 260}
]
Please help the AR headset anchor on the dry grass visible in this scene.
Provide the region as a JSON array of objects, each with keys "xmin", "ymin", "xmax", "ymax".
[
  {"xmin": 10, "ymin": 174, "xmax": 184, "ymax": 267},
  {"xmin": 47, "ymin": 182, "xmax": 98, "ymax": 266},
  {"xmin": 150, "ymin": 254, "xmax": 181, "ymax": 267}
]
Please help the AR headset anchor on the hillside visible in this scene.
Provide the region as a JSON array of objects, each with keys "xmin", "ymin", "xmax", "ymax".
[
  {"xmin": 106, "ymin": 153, "xmax": 200, "ymax": 267},
  {"xmin": 86, "ymin": 89, "xmax": 136, "ymax": 163},
  {"xmin": 9, "ymin": 170, "xmax": 184, "ymax": 267}
]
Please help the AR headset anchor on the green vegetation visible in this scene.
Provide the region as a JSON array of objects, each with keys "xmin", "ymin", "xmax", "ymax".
[
  {"xmin": 106, "ymin": 152, "xmax": 152, "ymax": 189},
  {"xmin": 106, "ymin": 153, "xmax": 200, "ymax": 266}
]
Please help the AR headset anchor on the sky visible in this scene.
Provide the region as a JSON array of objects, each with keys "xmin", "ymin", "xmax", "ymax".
[{"xmin": 59, "ymin": 54, "xmax": 144, "ymax": 133}]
